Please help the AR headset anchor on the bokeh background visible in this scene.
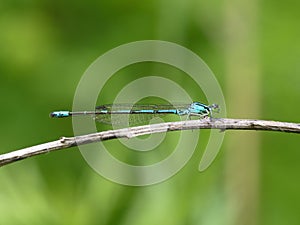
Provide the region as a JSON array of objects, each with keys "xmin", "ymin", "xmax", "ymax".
[{"xmin": 1, "ymin": 1, "xmax": 300, "ymax": 225}]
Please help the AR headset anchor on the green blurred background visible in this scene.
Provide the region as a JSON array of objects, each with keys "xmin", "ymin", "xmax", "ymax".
[{"xmin": 1, "ymin": 0, "xmax": 300, "ymax": 225}]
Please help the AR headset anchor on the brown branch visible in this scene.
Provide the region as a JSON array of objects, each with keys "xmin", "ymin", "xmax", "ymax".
[{"xmin": 1, "ymin": 118, "xmax": 299, "ymax": 167}]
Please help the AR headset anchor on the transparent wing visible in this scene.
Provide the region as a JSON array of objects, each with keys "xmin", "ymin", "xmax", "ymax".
[
  {"xmin": 94, "ymin": 103, "xmax": 191, "ymax": 126},
  {"xmin": 94, "ymin": 113, "xmax": 168, "ymax": 126},
  {"xmin": 95, "ymin": 103, "xmax": 191, "ymax": 111}
]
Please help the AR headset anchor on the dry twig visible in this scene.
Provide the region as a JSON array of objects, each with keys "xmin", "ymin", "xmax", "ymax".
[{"xmin": 1, "ymin": 118, "xmax": 299, "ymax": 167}]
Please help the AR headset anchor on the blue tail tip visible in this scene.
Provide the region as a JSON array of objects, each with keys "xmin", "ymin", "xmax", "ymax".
[{"xmin": 50, "ymin": 111, "xmax": 70, "ymax": 118}]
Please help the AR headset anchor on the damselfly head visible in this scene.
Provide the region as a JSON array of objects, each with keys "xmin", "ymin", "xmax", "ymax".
[{"xmin": 209, "ymin": 104, "xmax": 220, "ymax": 113}]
